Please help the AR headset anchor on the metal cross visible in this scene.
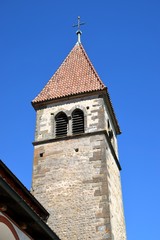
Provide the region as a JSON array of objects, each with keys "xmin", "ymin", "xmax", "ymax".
[{"xmin": 73, "ymin": 16, "xmax": 85, "ymax": 31}]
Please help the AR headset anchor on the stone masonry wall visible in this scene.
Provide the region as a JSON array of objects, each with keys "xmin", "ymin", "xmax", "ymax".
[
  {"xmin": 33, "ymin": 134, "xmax": 110, "ymax": 239},
  {"xmin": 32, "ymin": 95, "xmax": 126, "ymax": 239},
  {"xmin": 106, "ymin": 147, "xmax": 126, "ymax": 240}
]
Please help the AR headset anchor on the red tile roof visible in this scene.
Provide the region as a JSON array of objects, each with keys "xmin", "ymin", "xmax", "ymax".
[
  {"xmin": 32, "ymin": 42, "xmax": 121, "ymax": 134},
  {"xmin": 32, "ymin": 43, "xmax": 106, "ymax": 104}
]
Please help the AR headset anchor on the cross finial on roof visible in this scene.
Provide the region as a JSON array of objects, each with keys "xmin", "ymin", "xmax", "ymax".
[{"xmin": 73, "ymin": 16, "xmax": 85, "ymax": 43}]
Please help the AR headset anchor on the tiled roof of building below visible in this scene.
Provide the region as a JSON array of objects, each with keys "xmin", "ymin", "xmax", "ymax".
[{"xmin": 32, "ymin": 43, "xmax": 106, "ymax": 104}]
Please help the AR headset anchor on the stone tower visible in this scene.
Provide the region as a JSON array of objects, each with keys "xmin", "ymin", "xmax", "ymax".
[{"xmin": 31, "ymin": 31, "xmax": 126, "ymax": 240}]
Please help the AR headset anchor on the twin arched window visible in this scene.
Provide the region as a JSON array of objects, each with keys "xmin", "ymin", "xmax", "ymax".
[{"xmin": 55, "ymin": 109, "xmax": 84, "ymax": 138}]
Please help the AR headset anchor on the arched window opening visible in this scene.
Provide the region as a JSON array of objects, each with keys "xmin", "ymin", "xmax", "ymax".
[
  {"xmin": 55, "ymin": 112, "xmax": 68, "ymax": 137},
  {"xmin": 72, "ymin": 109, "xmax": 84, "ymax": 134}
]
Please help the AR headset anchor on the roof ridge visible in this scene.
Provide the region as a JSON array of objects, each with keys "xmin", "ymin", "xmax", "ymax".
[
  {"xmin": 33, "ymin": 44, "xmax": 78, "ymax": 102},
  {"xmin": 79, "ymin": 44, "xmax": 105, "ymax": 88},
  {"xmin": 32, "ymin": 42, "xmax": 121, "ymax": 134},
  {"xmin": 51, "ymin": 43, "xmax": 77, "ymax": 81},
  {"xmin": 32, "ymin": 43, "xmax": 106, "ymax": 104}
]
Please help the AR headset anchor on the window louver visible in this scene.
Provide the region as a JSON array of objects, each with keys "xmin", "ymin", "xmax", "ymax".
[
  {"xmin": 72, "ymin": 109, "xmax": 84, "ymax": 134},
  {"xmin": 55, "ymin": 112, "xmax": 68, "ymax": 137}
]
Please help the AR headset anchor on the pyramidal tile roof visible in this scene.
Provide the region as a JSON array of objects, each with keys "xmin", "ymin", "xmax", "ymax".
[
  {"xmin": 32, "ymin": 43, "xmax": 106, "ymax": 104},
  {"xmin": 32, "ymin": 42, "xmax": 121, "ymax": 134}
]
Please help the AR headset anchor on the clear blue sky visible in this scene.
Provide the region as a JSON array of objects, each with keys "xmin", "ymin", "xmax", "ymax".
[{"xmin": 0, "ymin": 1, "xmax": 160, "ymax": 239}]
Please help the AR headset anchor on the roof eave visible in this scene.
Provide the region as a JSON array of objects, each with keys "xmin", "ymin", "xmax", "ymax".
[
  {"xmin": 0, "ymin": 160, "xmax": 49, "ymax": 221},
  {"xmin": 31, "ymin": 89, "xmax": 106, "ymax": 110},
  {"xmin": 0, "ymin": 177, "xmax": 60, "ymax": 240}
]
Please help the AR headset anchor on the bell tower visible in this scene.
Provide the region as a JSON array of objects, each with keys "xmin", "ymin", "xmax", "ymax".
[{"xmin": 31, "ymin": 27, "xmax": 126, "ymax": 240}]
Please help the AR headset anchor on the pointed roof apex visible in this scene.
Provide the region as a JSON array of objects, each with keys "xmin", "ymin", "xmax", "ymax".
[
  {"xmin": 32, "ymin": 43, "xmax": 106, "ymax": 104},
  {"xmin": 32, "ymin": 42, "xmax": 121, "ymax": 134}
]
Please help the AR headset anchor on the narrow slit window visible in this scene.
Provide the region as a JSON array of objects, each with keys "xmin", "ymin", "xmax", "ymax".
[
  {"xmin": 72, "ymin": 109, "xmax": 84, "ymax": 134},
  {"xmin": 55, "ymin": 112, "xmax": 68, "ymax": 137}
]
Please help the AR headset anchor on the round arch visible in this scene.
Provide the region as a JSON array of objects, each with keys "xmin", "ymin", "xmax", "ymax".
[{"xmin": 0, "ymin": 215, "xmax": 20, "ymax": 240}]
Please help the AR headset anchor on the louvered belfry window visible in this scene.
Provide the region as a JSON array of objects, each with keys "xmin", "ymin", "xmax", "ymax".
[
  {"xmin": 72, "ymin": 109, "xmax": 84, "ymax": 134},
  {"xmin": 55, "ymin": 112, "xmax": 68, "ymax": 137}
]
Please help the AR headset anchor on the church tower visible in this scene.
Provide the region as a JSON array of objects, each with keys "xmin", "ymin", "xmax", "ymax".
[{"xmin": 31, "ymin": 27, "xmax": 126, "ymax": 240}]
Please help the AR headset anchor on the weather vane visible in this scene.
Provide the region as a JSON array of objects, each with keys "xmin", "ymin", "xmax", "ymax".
[{"xmin": 73, "ymin": 16, "xmax": 85, "ymax": 43}]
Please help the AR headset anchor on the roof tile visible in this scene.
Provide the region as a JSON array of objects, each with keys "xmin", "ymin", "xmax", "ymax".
[
  {"xmin": 32, "ymin": 42, "xmax": 121, "ymax": 134},
  {"xmin": 32, "ymin": 43, "xmax": 106, "ymax": 103}
]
